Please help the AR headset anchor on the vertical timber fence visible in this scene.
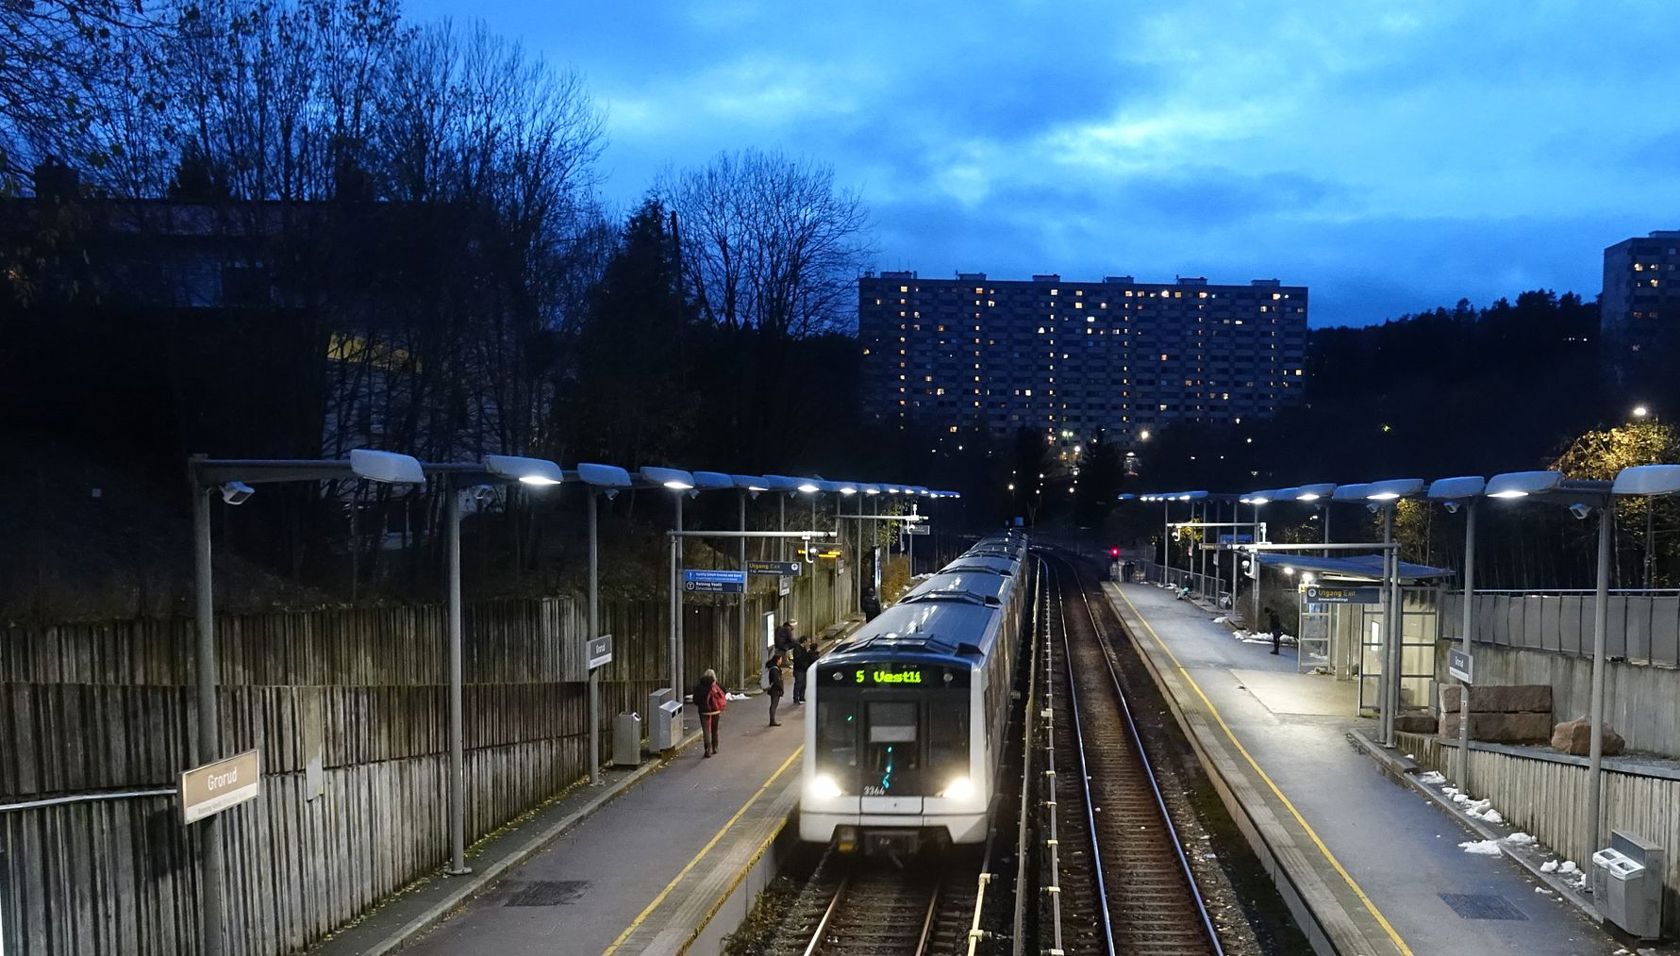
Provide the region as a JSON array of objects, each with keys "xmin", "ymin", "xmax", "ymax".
[{"xmin": 0, "ymin": 567, "xmax": 853, "ymax": 956}]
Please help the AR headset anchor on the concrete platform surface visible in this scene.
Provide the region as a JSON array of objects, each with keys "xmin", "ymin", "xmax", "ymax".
[
  {"xmin": 1107, "ymin": 581, "xmax": 1627, "ymax": 956},
  {"xmin": 401, "ymin": 699, "xmax": 804, "ymax": 956}
]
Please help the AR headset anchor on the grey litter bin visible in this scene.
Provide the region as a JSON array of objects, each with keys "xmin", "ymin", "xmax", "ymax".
[
  {"xmin": 613, "ymin": 712, "xmax": 642, "ymax": 768},
  {"xmin": 648, "ymin": 688, "xmax": 682, "ymax": 751},
  {"xmin": 1591, "ymin": 829, "xmax": 1665, "ymax": 939}
]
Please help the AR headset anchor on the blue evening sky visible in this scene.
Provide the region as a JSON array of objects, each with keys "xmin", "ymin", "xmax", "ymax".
[{"xmin": 404, "ymin": 0, "xmax": 1680, "ymax": 327}]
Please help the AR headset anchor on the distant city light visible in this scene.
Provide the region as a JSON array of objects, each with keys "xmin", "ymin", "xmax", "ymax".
[{"xmin": 1632, "ymin": 404, "xmax": 1650, "ymax": 419}]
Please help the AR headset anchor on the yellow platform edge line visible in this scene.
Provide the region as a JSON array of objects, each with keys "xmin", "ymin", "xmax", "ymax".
[
  {"xmin": 602, "ymin": 746, "xmax": 804, "ymax": 956},
  {"xmin": 1114, "ymin": 586, "xmax": 1414, "ymax": 956}
]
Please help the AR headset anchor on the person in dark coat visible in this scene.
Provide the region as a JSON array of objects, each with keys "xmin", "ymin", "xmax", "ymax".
[
  {"xmin": 1265, "ymin": 606, "xmax": 1283, "ymax": 655},
  {"xmin": 691, "ymin": 669, "xmax": 727, "ymax": 757},
  {"xmin": 774, "ymin": 619, "xmax": 797, "ymax": 657},
  {"xmin": 791, "ymin": 637, "xmax": 816, "ymax": 704},
  {"xmin": 861, "ymin": 586, "xmax": 882, "ymax": 619},
  {"xmin": 765, "ymin": 653, "xmax": 786, "ymax": 726}
]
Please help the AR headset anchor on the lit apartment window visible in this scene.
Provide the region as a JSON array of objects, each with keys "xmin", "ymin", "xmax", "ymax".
[{"xmin": 900, "ymin": 285, "xmax": 908, "ymax": 293}]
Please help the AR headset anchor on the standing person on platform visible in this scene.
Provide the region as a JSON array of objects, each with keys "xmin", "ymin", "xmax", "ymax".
[
  {"xmin": 774, "ymin": 619, "xmax": 797, "ymax": 658},
  {"xmin": 691, "ymin": 669, "xmax": 727, "ymax": 758},
  {"xmin": 791, "ymin": 637, "xmax": 815, "ymax": 704},
  {"xmin": 763, "ymin": 653, "xmax": 786, "ymax": 725},
  {"xmin": 861, "ymin": 586, "xmax": 882, "ymax": 620},
  {"xmin": 1265, "ymin": 606, "xmax": 1283, "ymax": 655}
]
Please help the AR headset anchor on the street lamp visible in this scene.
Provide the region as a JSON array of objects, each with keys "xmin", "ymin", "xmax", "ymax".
[
  {"xmin": 1427, "ymin": 475, "xmax": 1487, "ymax": 792},
  {"xmin": 423, "ymin": 454, "xmax": 566, "ymax": 875},
  {"xmin": 576, "ymin": 463, "xmax": 631, "ymax": 787},
  {"xmin": 1355, "ymin": 478, "xmax": 1424, "ymax": 746},
  {"xmin": 640, "ymin": 466, "xmax": 696, "ymax": 716},
  {"xmin": 188, "ymin": 448, "xmax": 424, "ymax": 956},
  {"xmin": 1632, "ymin": 404, "xmax": 1650, "ymax": 420}
]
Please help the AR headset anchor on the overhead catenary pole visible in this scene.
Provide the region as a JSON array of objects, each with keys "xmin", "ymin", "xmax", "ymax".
[
  {"xmin": 1586, "ymin": 501, "xmax": 1613, "ymax": 856},
  {"xmin": 190, "ymin": 478, "xmax": 226, "ymax": 956},
  {"xmin": 445, "ymin": 489, "xmax": 469, "ymax": 874}
]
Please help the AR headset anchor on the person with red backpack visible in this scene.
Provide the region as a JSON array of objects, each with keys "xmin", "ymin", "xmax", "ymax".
[{"xmin": 692, "ymin": 668, "xmax": 728, "ymax": 757}]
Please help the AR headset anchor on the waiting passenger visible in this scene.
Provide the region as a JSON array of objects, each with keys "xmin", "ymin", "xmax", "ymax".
[
  {"xmin": 774, "ymin": 619, "xmax": 797, "ymax": 657},
  {"xmin": 861, "ymin": 586, "xmax": 882, "ymax": 619},
  {"xmin": 1265, "ymin": 606, "xmax": 1283, "ymax": 656},
  {"xmin": 791, "ymin": 637, "xmax": 815, "ymax": 704},
  {"xmin": 692, "ymin": 669, "xmax": 727, "ymax": 758},
  {"xmin": 763, "ymin": 653, "xmax": 786, "ymax": 726}
]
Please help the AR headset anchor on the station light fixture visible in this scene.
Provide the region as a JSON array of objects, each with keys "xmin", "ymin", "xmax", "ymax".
[
  {"xmin": 1485, "ymin": 470, "xmax": 1562, "ymax": 499},
  {"xmin": 483, "ymin": 454, "xmax": 565, "ymax": 486},
  {"xmin": 639, "ymin": 466, "xmax": 695, "ymax": 491}
]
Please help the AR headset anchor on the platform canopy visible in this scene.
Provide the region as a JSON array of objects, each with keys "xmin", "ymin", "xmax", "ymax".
[{"xmin": 1254, "ymin": 552, "xmax": 1455, "ymax": 585}]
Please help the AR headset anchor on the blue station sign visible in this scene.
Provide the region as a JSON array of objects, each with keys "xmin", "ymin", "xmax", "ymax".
[{"xmin": 682, "ymin": 569, "xmax": 747, "ymax": 594}]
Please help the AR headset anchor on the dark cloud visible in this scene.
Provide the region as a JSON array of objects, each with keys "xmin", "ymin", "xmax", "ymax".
[{"xmin": 404, "ymin": 0, "xmax": 1680, "ymax": 327}]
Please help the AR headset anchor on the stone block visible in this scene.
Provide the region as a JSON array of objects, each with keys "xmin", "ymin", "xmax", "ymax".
[
  {"xmin": 1550, "ymin": 717, "xmax": 1626, "ymax": 756},
  {"xmin": 1439, "ymin": 684, "xmax": 1552, "ymax": 714},
  {"xmin": 1439, "ymin": 712, "xmax": 1554, "ymax": 744},
  {"xmin": 1394, "ymin": 713, "xmax": 1439, "ymax": 734}
]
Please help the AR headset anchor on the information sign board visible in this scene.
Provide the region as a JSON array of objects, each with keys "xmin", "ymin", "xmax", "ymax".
[
  {"xmin": 180, "ymin": 750, "xmax": 262, "ymax": 824},
  {"xmin": 1303, "ymin": 585, "xmax": 1381, "ymax": 604},
  {"xmin": 586, "ymin": 634, "xmax": 613, "ymax": 670},
  {"xmin": 747, "ymin": 560, "xmax": 801, "ymax": 576},
  {"xmin": 682, "ymin": 569, "xmax": 746, "ymax": 594},
  {"xmin": 1449, "ymin": 648, "xmax": 1473, "ymax": 684}
]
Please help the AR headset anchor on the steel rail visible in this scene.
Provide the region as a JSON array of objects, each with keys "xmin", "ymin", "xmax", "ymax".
[
  {"xmin": 1048, "ymin": 559, "xmax": 1119, "ymax": 956},
  {"xmin": 1062, "ymin": 551, "xmax": 1226, "ymax": 955}
]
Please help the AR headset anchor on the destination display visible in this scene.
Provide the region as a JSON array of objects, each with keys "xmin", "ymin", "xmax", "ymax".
[{"xmin": 816, "ymin": 662, "xmax": 969, "ymax": 688}]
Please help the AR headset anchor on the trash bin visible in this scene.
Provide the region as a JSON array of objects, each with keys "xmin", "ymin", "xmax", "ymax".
[
  {"xmin": 648, "ymin": 688, "xmax": 682, "ymax": 751},
  {"xmin": 613, "ymin": 713, "xmax": 642, "ymax": 767},
  {"xmin": 1591, "ymin": 829, "xmax": 1664, "ymax": 939}
]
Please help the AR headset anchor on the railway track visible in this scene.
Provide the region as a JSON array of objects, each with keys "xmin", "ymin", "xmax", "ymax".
[
  {"xmin": 769, "ymin": 853, "xmax": 977, "ymax": 956},
  {"xmin": 1040, "ymin": 553, "xmax": 1223, "ymax": 956}
]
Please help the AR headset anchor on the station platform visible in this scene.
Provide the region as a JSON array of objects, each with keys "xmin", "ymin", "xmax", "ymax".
[
  {"xmin": 1104, "ymin": 581, "xmax": 1626, "ymax": 956},
  {"xmin": 303, "ymin": 619, "xmax": 868, "ymax": 956},
  {"xmin": 398, "ymin": 709, "xmax": 802, "ymax": 956}
]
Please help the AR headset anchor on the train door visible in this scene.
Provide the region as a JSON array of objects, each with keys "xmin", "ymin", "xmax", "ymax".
[{"xmin": 859, "ymin": 696, "xmax": 926, "ymax": 814}]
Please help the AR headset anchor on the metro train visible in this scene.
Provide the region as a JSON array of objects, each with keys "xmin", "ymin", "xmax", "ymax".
[{"xmin": 799, "ymin": 532, "xmax": 1031, "ymax": 855}]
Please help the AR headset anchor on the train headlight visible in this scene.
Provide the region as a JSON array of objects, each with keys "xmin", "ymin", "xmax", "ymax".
[
  {"xmin": 939, "ymin": 776, "xmax": 974, "ymax": 800},
  {"xmin": 808, "ymin": 773, "xmax": 843, "ymax": 799}
]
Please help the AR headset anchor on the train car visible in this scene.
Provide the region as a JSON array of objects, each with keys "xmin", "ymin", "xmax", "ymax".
[{"xmin": 799, "ymin": 533, "xmax": 1030, "ymax": 855}]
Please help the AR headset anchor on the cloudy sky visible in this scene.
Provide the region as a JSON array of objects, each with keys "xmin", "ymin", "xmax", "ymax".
[{"xmin": 406, "ymin": 0, "xmax": 1680, "ymax": 327}]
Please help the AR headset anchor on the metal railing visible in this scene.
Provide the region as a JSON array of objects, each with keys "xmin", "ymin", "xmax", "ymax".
[{"xmin": 1131, "ymin": 561, "xmax": 1236, "ymax": 611}]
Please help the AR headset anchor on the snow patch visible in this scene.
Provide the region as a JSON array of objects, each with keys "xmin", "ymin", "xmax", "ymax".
[
  {"xmin": 1481, "ymin": 809, "xmax": 1504, "ymax": 824},
  {"xmin": 1418, "ymin": 771, "xmax": 1446, "ymax": 785},
  {"xmin": 1505, "ymin": 832, "xmax": 1537, "ymax": 846},
  {"xmin": 1213, "ymin": 615, "xmax": 1228, "ymax": 624},
  {"xmin": 1540, "ymin": 860, "xmax": 1560, "ymax": 873},
  {"xmin": 1459, "ymin": 840, "xmax": 1503, "ymax": 856},
  {"xmin": 1559, "ymin": 860, "xmax": 1580, "ymax": 875}
]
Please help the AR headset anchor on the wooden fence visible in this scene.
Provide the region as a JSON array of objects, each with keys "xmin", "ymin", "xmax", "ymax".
[
  {"xmin": 1400, "ymin": 731, "xmax": 1680, "ymax": 937},
  {"xmin": 0, "ymin": 563, "xmax": 852, "ymax": 956}
]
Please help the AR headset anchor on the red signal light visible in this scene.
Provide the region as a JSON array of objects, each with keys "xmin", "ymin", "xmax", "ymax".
[{"xmin": 1108, "ymin": 547, "xmax": 1120, "ymax": 559}]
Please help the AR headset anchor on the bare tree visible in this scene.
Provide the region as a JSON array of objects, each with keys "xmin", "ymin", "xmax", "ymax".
[{"xmin": 666, "ymin": 148, "xmax": 870, "ymax": 339}]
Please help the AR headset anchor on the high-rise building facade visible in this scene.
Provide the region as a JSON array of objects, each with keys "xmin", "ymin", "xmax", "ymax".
[
  {"xmin": 858, "ymin": 272, "xmax": 1308, "ymax": 444},
  {"xmin": 1602, "ymin": 230, "xmax": 1680, "ymax": 381}
]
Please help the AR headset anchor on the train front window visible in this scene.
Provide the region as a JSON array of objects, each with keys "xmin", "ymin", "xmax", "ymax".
[
  {"xmin": 816, "ymin": 694, "xmax": 859, "ymax": 790},
  {"xmin": 864, "ymin": 701, "xmax": 921, "ymax": 795},
  {"xmin": 927, "ymin": 696, "xmax": 969, "ymax": 784}
]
